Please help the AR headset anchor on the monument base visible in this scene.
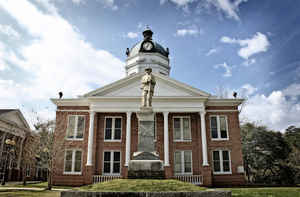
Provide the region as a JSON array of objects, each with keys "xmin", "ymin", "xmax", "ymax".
[{"xmin": 128, "ymin": 160, "xmax": 165, "ymax": 179}]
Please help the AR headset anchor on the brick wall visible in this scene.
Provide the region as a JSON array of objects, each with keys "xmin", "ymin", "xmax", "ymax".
[
  {"xmin": 206, "ymin": 111, "xmax": 245, "ymax": 186},
  {"xmin": 52, "ymin": 110, "xmax": 90, "ymax": 186},
  {"xmin": 52, "ymin": 106, "xmax": 245, "ymax": 186}
]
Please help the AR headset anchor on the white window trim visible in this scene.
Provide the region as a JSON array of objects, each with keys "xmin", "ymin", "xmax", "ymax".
[
  {"xmin": 63, "ymin": 149, "xmax": 83, "ymax": 175},
  {"xmin": 104, "ymin": 116, "xmax": 122, "ymax": 142},
  {"xmin": 210, "ymin": 115, "xmax": 229, "ymax": 141},
  {"xmin": 174, "ymin": 150, "xmax": 193, "ymax": 175},
  {"xmin": 212, "ymin": 149, "xmax": 232, "ymax": 175},
  {"xmin": 173, "ymin": 116, "xmax": 192, "ymax": 142},
  {"xmin": 66, "ymin": 115, "xmax": 85, "ymax": 140},
  {"xmin": 102, "ymin": 150, "xmax": 121, "ymax": 175},
  {"xmin": 26, "ymin": 164, "xmax": 30, "ymax": 177}
]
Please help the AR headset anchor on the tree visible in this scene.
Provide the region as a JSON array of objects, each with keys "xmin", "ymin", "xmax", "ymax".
[
  {"xmin": 241, "ymin": 122, "xmax": 292, "ymax": 184},
  {"xmin": 284, "ymin": 126, "xmax": 300, "ymax": 183},
  {"xmin": 34, "ymin": 119, "xmax": 57, "ymax": 190},
  {"xmin": 21, "ymin": 132, "xmax": 38, "ymax": 185}
]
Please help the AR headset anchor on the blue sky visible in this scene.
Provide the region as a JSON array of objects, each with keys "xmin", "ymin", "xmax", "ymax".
[{"xmin": 0, "ymin": 0, "xmax": 299, "ymax": 131}]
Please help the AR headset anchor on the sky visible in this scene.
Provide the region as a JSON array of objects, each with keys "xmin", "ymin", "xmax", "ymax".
[{"xmin": 0, "ymin": 0, "xmax": 299, "ymax": 131}]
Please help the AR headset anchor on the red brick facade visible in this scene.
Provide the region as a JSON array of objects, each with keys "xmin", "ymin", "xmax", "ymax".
[{"xmin": 52, "ymin": 107, "xmax": 245, "ymax": 186}]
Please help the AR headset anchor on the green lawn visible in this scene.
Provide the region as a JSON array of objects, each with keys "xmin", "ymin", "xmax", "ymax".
[
  {"xmin": 221, "ymin": 187, "xmax": 300, "ymax": 197},
  {"xmin": 1, "ymin": 180, "xmax": 299, "ymax": 197},
  {"xmin": 78, "ymin": 179, "xmax": 206, "ymax": 192}
]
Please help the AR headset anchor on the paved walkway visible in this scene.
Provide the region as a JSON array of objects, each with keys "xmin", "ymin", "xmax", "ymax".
[
  {"xmin": 0, "ymin": 186, "xmax": 70, "ymax": 192},
  {"xmin": 2, "ymin": 181, "xmax": 42, "ymax": 186}
]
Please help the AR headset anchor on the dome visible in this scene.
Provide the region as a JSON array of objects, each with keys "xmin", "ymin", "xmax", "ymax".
[
  {"xmin": 128, "ymin": 41, "xmax": 169, "ymax": 58},
  {"xmin": 125, "ymin": 28, "xmax": 171, "ymax": 76}
]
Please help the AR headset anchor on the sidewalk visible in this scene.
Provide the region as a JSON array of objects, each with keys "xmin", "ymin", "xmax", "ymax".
[
  {"xmin": 0, "ymin": 186, "xmax": 70, "ymax": 191},
  {"xmin": 2, "ymin": 181, "xmax": 42, "ymax": 186}
]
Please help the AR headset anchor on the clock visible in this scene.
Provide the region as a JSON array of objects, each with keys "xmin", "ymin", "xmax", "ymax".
[{"xmin": 142, "ymin": 42, "xmax": 153, "ymax": 51}]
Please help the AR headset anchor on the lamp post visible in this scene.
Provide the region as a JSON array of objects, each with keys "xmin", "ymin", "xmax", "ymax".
[{"xmin": 1, "ymin": 139, "xmax": 15, "ymax": 185}]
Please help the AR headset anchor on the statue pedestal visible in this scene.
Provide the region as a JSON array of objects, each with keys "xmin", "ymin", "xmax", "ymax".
[{"xmin": 128, "ymin": 107, "xmax": 164, "ymax": 179}]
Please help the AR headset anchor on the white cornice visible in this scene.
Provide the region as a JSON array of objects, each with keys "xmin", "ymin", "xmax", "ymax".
[
  {"xmin": 50, "ymin": 98, "xmax": 89, "ymax": 106},
  {"xmin": 126, "ymin": 52, "xmax": 169, "ymax": 62},
  {"xmin": 206, "ymin": 98, "xmax": 244, "ymax": 106}
]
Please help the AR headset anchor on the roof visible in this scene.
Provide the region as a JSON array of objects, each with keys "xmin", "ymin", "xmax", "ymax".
[
  {"xmin": 0, "ymin": 109, "xmax": 17, "ymax": 115},
  {"xmin": 129, "ymin": 41, "xmax": 169, "ymax": 58},
  {"xmin": 82, "ymin": 72, "xmax": 211, "ymax": 97},
  {"xmin": 0, "ymin": 109, "xmax": 31, "ymax": 130}
]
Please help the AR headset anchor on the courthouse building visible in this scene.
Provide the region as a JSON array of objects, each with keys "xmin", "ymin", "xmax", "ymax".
[{"xmin": 51, "ymin": 28, "xmax": 245, "ymax": 186}]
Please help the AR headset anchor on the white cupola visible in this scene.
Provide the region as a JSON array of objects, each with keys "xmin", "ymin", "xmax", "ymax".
[{"xmin": 125, "ymin": 28, "xmax": 170, "ymax": 76}]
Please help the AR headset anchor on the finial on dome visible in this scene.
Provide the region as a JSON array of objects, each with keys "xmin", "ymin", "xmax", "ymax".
[{"xmin": 143, "ymin": 25, "xmax": 153, "ymax": 40}]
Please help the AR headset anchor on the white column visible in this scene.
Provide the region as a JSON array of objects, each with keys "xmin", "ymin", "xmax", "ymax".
[
  {"xmin": 163, "ymin": 111, "xmax": 170, "ymax": 166},
  {"xmin": 86, "ymin": 111, "xmax": 95, "ymax": 166},
  {"xmin": 125, "ymin": 111, "xmax": 132, "ymax": 167},
  {"xmin": 200, "ymin": 111, "xmax": 209, "ymax": 166},
  {"xmin": 17, "ymin": 137, "xmax": 25, "ymax": 169}
]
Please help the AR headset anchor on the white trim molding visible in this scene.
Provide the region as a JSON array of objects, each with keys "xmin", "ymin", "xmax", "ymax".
[
  {"xmin": 64, "ymin": 149, "xmax": 83, "ymax": 175},
  {"xmin": 173, "ymin": 116, "xmax": 191, "ymax": 142},
  {"xmin": 103, "ymin": 150, "xmax": 121, "ymax": 175},
  {"xmin": 212, "ymin": 149, "xmax": 232, "ymax": 175},
  {"xmin": 104, "ymin": 116, "xmax": 122, "ymax": 142},
  {"xmin": 210, "ymin": 115, "xmax": 229, "ymax": 141}
]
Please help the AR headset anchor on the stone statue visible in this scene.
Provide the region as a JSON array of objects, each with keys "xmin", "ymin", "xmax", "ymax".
[{"xmin": 141, "ymin": 68, "xmax": 156, "ymax": 107}]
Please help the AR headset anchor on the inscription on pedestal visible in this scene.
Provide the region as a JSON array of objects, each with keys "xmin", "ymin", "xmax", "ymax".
[{"xmin": 138, "ymin": 121, "xmax": 155, "ymax": 153}]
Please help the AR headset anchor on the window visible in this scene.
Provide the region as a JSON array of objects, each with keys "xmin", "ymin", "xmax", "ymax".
[
  {"xmin": 174, "ymin": 150, "xmax": 192, "ymax": 174},
  {"xmin": 64, "ymin": 150, "xmax": 82, "ymax": 174},
  {"xmin": 212, "ymin": 150, "xmax": 231, "ymax": 174},
  {"xmin": 173, "ymin": 117, "xmax": 191, "ymax": 141},
  {"xmin": 66, "ymin": 115, "xmax": 85, "ymax": 139},
  {"xmin": 210, "ymin": 115, "xmax": 228, "ymax": 140},
  {"xmin": 26, "ymin": 164, "xmax": 30, "ymax": 177},
  {"xmin": 105, "ymin": 117, "xmax": 122, "ymax": 141},
  {"xmin": 103, "ymin": 151, "xmax": 121, "ymax": 175}
]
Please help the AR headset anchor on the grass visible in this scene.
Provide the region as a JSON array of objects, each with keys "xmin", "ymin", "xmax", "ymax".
[
  {"xmin": 78, "ymin": 179, "xmax": 206, "ymax": 192},
  {"xmin": 1, "ymin": 180, "xmax": 300, "ymax": 196},
  {"xmin": 220, "ymin": 187, "xmax": 300, "ymax": 197},
  {"xmin": 0, "ymin": 190, "xmax": 60, "ymax": 197}
]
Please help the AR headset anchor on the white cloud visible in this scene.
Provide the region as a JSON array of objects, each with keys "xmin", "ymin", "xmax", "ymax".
[
  {"xmin": 214, "ymin": 62, "xmax": 232, "ymax": 77},
  {"xmin": 160, "ymin": 0, "xmax": 195, "ymax": 6},
  {"xmin": 161, "ymin": 0, "xmax": 248, "ymax": 21},
  {"xmin": 175, "ymin": 28, "xmax": 202, "ymax": 36},
  {"xmin": 0, "ymin": 0, "xmax": 124, "ymax": 124},
  {"xmin": 242, "ymin": 58, "xmax": 256, "ymax": 66},
  {"xmin": 72, "ymin": 0, "xmax": 85, "ymax": 5},
  {"xmin": 240, "ymin": 83, "xmax": 257, "ymax": 97},
  {"xmin": 0, "ymin": 24, "xmax": 20, "ymax": 39},
  {"xmin": 241, "ymin": 89, "xmax": 300, "ymax": 131},
  {"xmin": 126, "ymin": 32, "xmax": 138, "ymax": 39},
  {"xmin": 221, "ymin": 32, "xmax": 270, "ymax": 59},
  {"xmin": 208, "ymin": 0, "xmax": 248, "ymax": 21},
  {"xmin": 97, "ymin": 0, "xmax": 118, "ymax": 10},
  {"xmin": 206, "ymin": 48, "xmax": 217, "ymax": 56},
  {"xmin": 282, "ymin": 83, "xmax": 300, "ymax": 97}
]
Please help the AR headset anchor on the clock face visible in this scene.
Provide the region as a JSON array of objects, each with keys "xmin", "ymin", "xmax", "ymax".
[{"xmin": 143, "ymin": 42, "xmax": 153, "ymax": 51}]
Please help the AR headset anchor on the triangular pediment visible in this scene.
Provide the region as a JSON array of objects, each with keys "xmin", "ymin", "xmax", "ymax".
[
  {"xmin": 0, "ymin": 110, "xmax": 30, "ymax": 129},
  {"xmin": 84, "ymin": 73, "xmax": 210, "ymax": 97}
]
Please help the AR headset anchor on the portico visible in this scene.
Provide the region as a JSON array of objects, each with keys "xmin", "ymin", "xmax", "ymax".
[{"xmin": 51, "ymin": 28, "xmax": 245, "ymax": 186}]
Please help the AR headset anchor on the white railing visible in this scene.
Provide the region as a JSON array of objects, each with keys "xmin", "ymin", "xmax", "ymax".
[
  {"xmin": 173, "ymin": 175, "xmax": 203, "ymax": 185},
  {"xmin": 93, "ymin": 175, "xmax": 121, "ymax": 184}
]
